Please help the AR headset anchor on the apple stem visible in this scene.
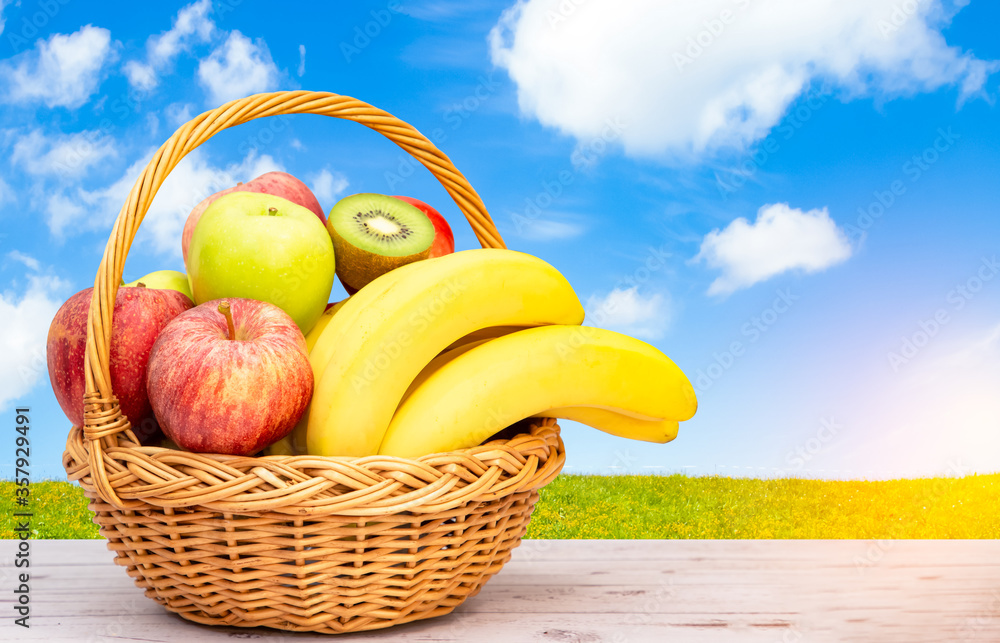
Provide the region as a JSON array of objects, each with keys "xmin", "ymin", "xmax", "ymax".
[
  {"xmin": 136, "ymin": 282, "xmax": 147, "ymax": 288},
  {"xmin": 218, "ymin": 301, "xmax": 236, "ymax": 340},
  {"xmin": 268, "ymin": 207, "xmax": 278, "ymax": 216}
]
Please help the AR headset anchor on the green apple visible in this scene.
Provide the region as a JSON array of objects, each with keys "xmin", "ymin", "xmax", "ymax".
[
  {"xmin": 124, "ymin": 270, "xmax": 194, "ymax": 301},
  {"xmin": 188, "ymin": 191, "xmax": 335, "ymax": 333}
]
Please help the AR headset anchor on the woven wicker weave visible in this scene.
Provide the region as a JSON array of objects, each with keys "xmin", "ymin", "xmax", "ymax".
[{"xmin": 62, "ymin": 91, "xmax": 565, "ymax": 634}]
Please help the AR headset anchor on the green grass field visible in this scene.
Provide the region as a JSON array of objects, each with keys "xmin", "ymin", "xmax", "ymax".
[{"xmin": 2, "ymin": 474, "xmax": 997, "ymax": 539}]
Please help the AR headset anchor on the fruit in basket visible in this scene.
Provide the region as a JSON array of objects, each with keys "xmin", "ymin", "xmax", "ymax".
[
  {"xmin": 305, "ymin": 299, "xmax": 347, "ymax": 353},
  {"xmin": 146, "ymin": 298, "xmax": 312, "ymax": 456},
  {"xmin": 379, "ymin": 325, "xmax": 697, "ymax": 457},
  {"xmin": 401, "ymin": 335, "xmax": 682, "ymax": 445},
  {"xmin": 187, "ymin": 192, "xmax": 335, "ymax": 334},
  {"xmin": 123, "ymin": 269, "xmax": 193, "ymax": 300},
  {"xmin": 535, "ymin": 407, "xmax": 679, "ymax": 443},
  {"xmin": 327, "ymin": 193, "xmax": 436, "ymax": 292},
  {"xmin": 47, "ymin": 284, "xmax": 193, "ymax": 444},
  {"xmin": 306, "ymin": 248, "xmax": 585, "ymax": 457},
  {"xmin": 181, "ymin": 171, "xmax": 326, "ymax": 264},
  {"xmin": 391, "ymin": 196, "xmax": 454, "ymax": 258},
  {"xmin": 263, "ymin": 297, "xmax": 348, "ymax": 457}
]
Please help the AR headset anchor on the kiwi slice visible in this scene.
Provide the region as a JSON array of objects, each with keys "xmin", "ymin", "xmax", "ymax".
[{"xmin": 327, "ymin": 193, "xmax": 435, "ymax": 291}]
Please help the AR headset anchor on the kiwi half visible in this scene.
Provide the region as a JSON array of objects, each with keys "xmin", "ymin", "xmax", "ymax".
[{"xmin": 327, "ymin": 193, "xmax": 436, "ymax": 291}]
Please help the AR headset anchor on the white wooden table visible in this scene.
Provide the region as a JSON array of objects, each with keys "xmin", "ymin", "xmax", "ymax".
[{"xmin": 2, "ymin": 539, "xmax": 998, "ymax": 642}]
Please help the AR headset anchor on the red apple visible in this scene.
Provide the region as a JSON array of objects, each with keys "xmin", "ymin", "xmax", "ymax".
[
  {"xmin": 182, "ymin": 172, "xmax": 326, "ymax": 265},
  {"xmin": 47, "ymin": 284, "xmax": 193, "ymax": 444},
  {"xmin": 146, "ymin": 298, "xmax": 312, "ymax": 455},
  {"xmin": 391, "ymin": 195, "xmax": 455, "ymax": 258}
]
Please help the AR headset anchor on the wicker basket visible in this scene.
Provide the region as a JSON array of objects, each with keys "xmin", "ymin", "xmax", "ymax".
[{"xmin": 62, "ymin": 91, "xmax": 565, "ymax": 634}]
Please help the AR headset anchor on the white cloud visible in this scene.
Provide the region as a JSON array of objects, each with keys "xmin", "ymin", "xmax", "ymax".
[
  {"xmin": 146, "ymin": 112, "xmax": 160, "ymax": 137},
  {"xmin": 297, "ymin": 44, "xmax": 306, "ymax": 77},
  {"xmin": 197, "ymin": 31, "xmax": 280, "ymax": 105},
  {"xmin": 0, "ymin": 0, "xmax": 10, "ymax": 37},
  {"xmin": 309, "ymin": 169, "xmax": 348, "ymax": 206},
  {"xmin": 397, "ymin": 2, "xmax": 474, "ymax": 21},
  {"xmin": 586, "ymin": 286, "xmax": 670, "ymax": 340},
  {"xmin": 11, "ymin": 128, "xmax": 117, "ymax": 178},
  {"xmin": 0, "ymin": 274, "xmax": 68, "ymax": 412},
  {"xmin": 48, "ymin": 148, "xmax": 285, "ymax": 252},
  {"xmin": 6, "ymin": 251, "xmax": 40, "ymax": 271},
  {"xmin": 165, "ymin": 102, "xmax": 195, "ymax": 127},
  {"xmin": 123, "ymin": 61, "xmax": 157, "ymax": 91},
  {"xmin": 510, "ymin": 211, "xmax": 586, "ymax": 241},
  {"xmin": 489, "ymin": 0, "xmax": 999, "ymax": 159},
  {"xmin": 696, "ymin": 202, "xmax": 852, "ymax": 295},
  {"xmin": 0, "ymin": 25, "xmax": 118, "ymax": 108},
  {"xmin": 44, "ymin": 193, "xmax": 88, "ymax": 238},
  {"xmin": 124, "ymin": 0, "xmax": 214, "ymax": 91}
]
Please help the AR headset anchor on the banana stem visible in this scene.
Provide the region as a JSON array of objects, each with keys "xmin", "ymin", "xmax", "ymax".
[{"xmin": 218, "ymin": 302, "xmax": 236, "ymax": 340}]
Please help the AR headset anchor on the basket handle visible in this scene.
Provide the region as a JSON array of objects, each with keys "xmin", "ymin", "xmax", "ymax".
[{"xmin": 81, "ymin": 90, "xmax": 506, "ymax": 506}]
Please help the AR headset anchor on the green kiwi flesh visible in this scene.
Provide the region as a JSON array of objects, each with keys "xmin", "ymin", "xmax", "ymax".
[{"xmin": 327, "ymin": 193, "xmax": 436, "ymax": 291}]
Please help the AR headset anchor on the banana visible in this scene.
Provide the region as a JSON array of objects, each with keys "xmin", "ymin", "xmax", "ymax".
[
  {"xmin": 265, "ymin": 298, "xmax": 349, "ymax": 456},
  {"xmin": 304, "ymin": 299, "xmax": 347, "ymax": 353},
  {"xmin": 534, "ymin": 408, "xmax": 679, "ymax": 443},
  {"xmin": 308, "ymin": 260, "xmax": 420, "ymax": 377},
  {"xmin": 307, "ymin": 249, "xmax": 585, "ymax": 457},
  {"xmin": 379, "ymin": 325, "xmax": 697, "ymax": 457},
  {"xmin": 442, "ymin": 325, "xmax": 535, "ymax": 352},
  {"xmin": 402, "ymin": 337, "xmax": 499, "ymax": 404},
  {"xmin": 262, "ymin": 433, "xmax": 296, "ymax": 456},
  {"xmin": 407, "ymin": 337, "xmax": 680, "ymax": 444}
]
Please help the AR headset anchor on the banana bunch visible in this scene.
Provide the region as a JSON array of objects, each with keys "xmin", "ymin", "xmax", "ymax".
[
  {"xmin": 281, "ymin": 248, "xmax": 697, "ymax": 459},
  {"xmin": 381, "ymin": 325, "xmax": 696, "ymax": 456}
]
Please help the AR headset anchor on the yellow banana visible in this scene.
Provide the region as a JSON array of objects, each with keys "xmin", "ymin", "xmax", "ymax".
[
  {"xmin": 265, "ymin": 298, "xmax": 349, "ymax": 456},
  {"xmin": 379, "ymin": 325, "xmax": 697, "ymax": 457},
  {"xmin": 443, "ymin": 325, "xmax": 534, "ymax": 352},
  {"xmin": 276, "ymin": 269, "xmax": 422, "ymax": 457},
  {"xmin": 534, "ymin": 408, "xmax": 679, "ymax": 443},
  {"xmin": 304, "ymin": 299, "xmax": 347, "ymax": 353},
  {"xmin": 402, "ymin": 337, "xmax": 498, "ymax": 404},
  {"xmin": 309, "ymin": 261, "xmax": 420, "ymax": 377},
  {"xmin": 405, "ymin": 336, "xmax": 681, "ymax": 444},
  {"xmin": 307, "ymin": 249, "xmax": 585, "ymax": 457}
]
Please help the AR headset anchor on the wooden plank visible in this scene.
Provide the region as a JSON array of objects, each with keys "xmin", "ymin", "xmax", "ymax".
[{"xmin": 2, "ymin": 540, "xmax": 999, "ymax": 643}]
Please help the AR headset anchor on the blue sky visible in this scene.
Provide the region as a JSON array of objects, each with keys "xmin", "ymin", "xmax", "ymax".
[{"xmin": 1, "ymin": 0, "xmax": 998, "ymax": 480}]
